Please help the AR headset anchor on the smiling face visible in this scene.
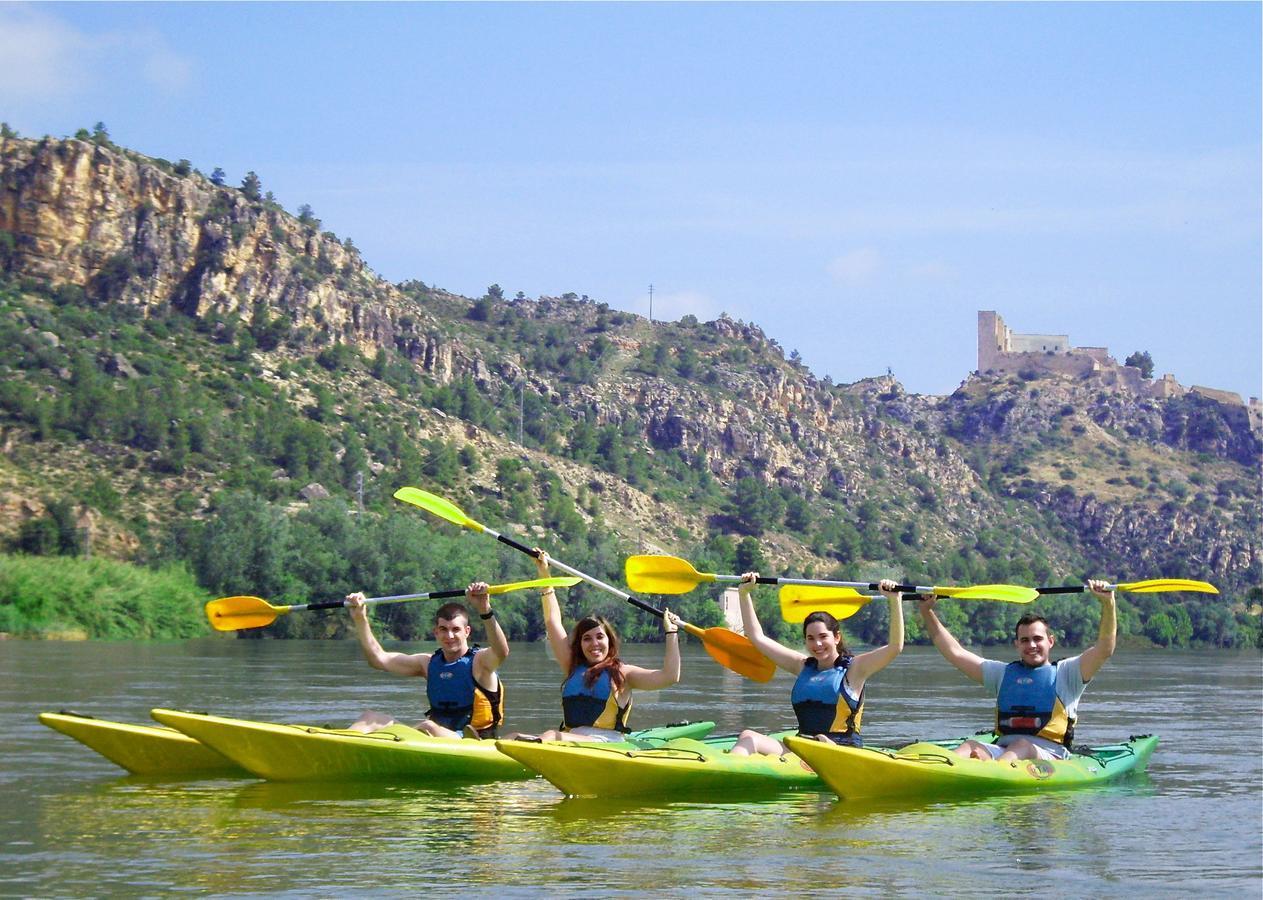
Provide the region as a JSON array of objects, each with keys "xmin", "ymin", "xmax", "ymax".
[
  {"xmin": 803, "ymin": 620, "xmax": 841, "ymax": 663},
  {"xmin": 579, "ymin": 623, "xmax": 611, "ymax": 664},
  {"xmin": 1014, "ymin": 620, "xmax": 1055, "ymax": 666},
  {"xmin": 433, "ymin": 614, "xmax": 472, "ymax": 658}
]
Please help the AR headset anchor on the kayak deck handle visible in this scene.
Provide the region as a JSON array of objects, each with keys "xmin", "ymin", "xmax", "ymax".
[{"xmin": 288, "ymin": 724, "xmax": 406, "ymax": 743}]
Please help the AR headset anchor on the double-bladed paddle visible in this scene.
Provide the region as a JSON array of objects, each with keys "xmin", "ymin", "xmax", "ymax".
[
  {"xmin": 392, "ymin": 487, "xmax": 777, "ymax": 683},
  {"xmin": 205, "ymin": 576, "xmax": 580, "ymax": 632},
  {"xmin": 777, "ymin": 583, "xmax": 1038, "ymax": 623},
  {"xmin": 781, "ymin": 578, "xmax": 1220, "ymax": 623},
  {"xmin": 1035, "ymin": 579, "xmax": 1218, "ymax": 595},
  {"xmin": 626, "ymin": 555, "xmax": 1038, "ymax": 602}
]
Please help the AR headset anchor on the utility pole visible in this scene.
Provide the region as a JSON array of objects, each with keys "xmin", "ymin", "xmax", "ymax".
[
  {"xmin": 648, "ymin": 284, "xmax": 654, "ymax": 323},
  {"xmin": 356, "ymin": 471, "xmax": 364, "ymax": 517},
  {"xmin": 518, "ymin": 382, "xmax": 524, "ymax": 445}
]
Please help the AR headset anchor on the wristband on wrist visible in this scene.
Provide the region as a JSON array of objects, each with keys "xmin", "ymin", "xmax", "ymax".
[{"xmin": 479, "ymin": 611, "xmax": 495, "ymax": 620}]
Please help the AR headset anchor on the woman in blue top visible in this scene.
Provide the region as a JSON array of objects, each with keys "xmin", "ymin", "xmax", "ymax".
[
  {"xmin": 519, "ymin": 550, "xmax": 683, "ymax": 743},
  {"xmin": 730, "ymin": 572, "xmax": 905, "ymax": 756}
]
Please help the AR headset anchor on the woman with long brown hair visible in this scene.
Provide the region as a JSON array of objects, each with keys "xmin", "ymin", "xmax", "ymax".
[
  {"xmin": 729, "ymin": 572, "xmax": 905, "ymax": 756},
  {"xmin": 518, "ymin": 550, "xmax": 682, "ymax": 743}
]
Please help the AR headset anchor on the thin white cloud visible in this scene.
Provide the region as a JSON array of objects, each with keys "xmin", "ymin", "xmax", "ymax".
[
  {"xmin": 140, "ymin": 43, "xmax": 193, "ymax": 95},
  {"xmin": 827, "ymin": 248, "xmax": 881, "ymax": 286},
  {"xmin": 0, "ymin": 5, "xmax": 86, "ymax": 99},
  {"xmin": 909, "ymin": 260, "xmax": 958, "ymax": 283},
  {"xmin": 0, "ymin": 5, "xmax": 192, "ymax": 105}
]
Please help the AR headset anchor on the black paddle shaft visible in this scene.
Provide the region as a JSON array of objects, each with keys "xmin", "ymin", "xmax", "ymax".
[
  {"xmin": 489, "ymin": 528, "xmax": 667, "ymax": 622},
  {"xmin": 625, "ymin": 595, "xmax": 665, "ymax": 620},
  {"xmin": 765, "ymin": 576, "xmax": 923, "ymax": 593},
  {"xmin": 304, "ymin": 588, "xmax": 466, "ymax": 613},
  {"xmin": 495, "ymin": 532, "xmax": 538, "ymax": 557}
]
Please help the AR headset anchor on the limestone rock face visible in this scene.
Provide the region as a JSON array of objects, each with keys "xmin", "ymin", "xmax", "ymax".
[
  {"xmin": 1, "ymin": 136, "xmax": 1257, "ymax": 591},
  {"xmin": 1, "ymin": 136, "xmax": 423, "ymax": 360}
]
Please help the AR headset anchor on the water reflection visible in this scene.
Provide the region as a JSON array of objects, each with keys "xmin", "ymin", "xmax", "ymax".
[{"xmin": 4, "ymin": 642, "xmax": 1259, "ymax": 896}]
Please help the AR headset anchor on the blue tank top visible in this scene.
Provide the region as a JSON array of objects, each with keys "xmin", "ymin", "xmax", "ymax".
[
  {"xmin": 426, "ymin": 647, "xmax": 503, "ymax": 735},
  {"xmin": 561, "ymin": 664, "xmax": 631, "ymax": 732},
  {"xmin": 996, "ymin": 660, "xmax": 1073, "ymax": 746},
  {"xmin": 790, "ymin": 656, "xmax": 863, "ymax": 745}
]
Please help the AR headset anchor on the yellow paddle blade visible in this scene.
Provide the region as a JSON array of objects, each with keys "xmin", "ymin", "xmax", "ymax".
[
  {"xmin": 392, "ymin": 487, "xmax": 484, "ymax": 533},
  {"xmin": 934, "ymin": 584, "xmax": 1039, "ymax": 603},
  {"xmin": 1116, "ymin": 579, "xmax": 1219, "ymax": 594},
  {"xmin": 204, "ymin": 596, "xmax": 286, "ymax": 631},
  {"xmin": 681, "ymin": 623, "xmax": 777, "ymax": 682},
  {"xmin": 778, "ymin": 585, "xmax": 872, "ymax": 623},
  {"xmin": 624, "ymin": 555, "xmax": 713, "ymax": 594},
  {"xmin": 487, "ymin": 577, "xmax": 580, "ymax": 595}
]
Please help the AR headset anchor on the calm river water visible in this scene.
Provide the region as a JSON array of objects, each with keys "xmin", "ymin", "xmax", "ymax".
[{"xmin": 1, "ymin": 639, "xmax": 1259, "ymax": 896}]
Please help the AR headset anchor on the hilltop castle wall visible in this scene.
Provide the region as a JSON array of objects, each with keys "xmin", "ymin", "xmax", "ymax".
[{"xmin": 977, "ymin": 311, "xmax": 1259, "ymax": 431}]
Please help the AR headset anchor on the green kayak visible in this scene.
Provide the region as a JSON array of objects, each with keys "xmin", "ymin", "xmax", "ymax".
[
  {"xmin": 151, "ymin": 709, "xmax": 715, "ymax": 783},
  {"xmin": 38, "ymin": 711, "xmax": 247, "ymax": 777},
  {"xmin": 496, "ymin": 731, "xmax": 819, "ymax": 798},
  {"xmin": 784, "ymin": 733, "xmax": 1159, "ymax": 801}
]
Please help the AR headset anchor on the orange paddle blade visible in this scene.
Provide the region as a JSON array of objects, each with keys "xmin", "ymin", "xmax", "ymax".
[{"xmin": 681, "ymin": 622, "xmax": 776, "ymax": 682}]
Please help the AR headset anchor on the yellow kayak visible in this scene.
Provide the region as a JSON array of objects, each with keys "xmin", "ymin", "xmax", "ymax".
[
  {"xmin": 151, "ymin": 709, "xmax": 715, "ymax": 783},
  {"xmin": 784, "ymin": 733, "xmax": 1160, "ymax": 801},
  {"xmin": 496, "ymin": 734, "xmax": 819, "ymax": 798},
  {"xmin": 38, "ymin": 711, "xmax": 246, "ymax": 777}
]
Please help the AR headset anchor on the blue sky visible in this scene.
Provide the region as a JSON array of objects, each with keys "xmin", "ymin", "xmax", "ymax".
[{"xmin": 2, "ymin": 2, "xmax": 1259, "ymax": 400}]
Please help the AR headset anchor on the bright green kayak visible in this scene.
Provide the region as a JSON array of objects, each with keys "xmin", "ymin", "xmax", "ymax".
[
  {"xmin": 784, "ymin": 733, "xmax": 1159, "ymax": 801},
  {"xmin": 151, "ymin": 709, "xmax": 715, "ymax": 783},
  {"xmin": 38, "ymin": 711, "xmax": 247, "ymax": 777},
  {"xmin": 496, "ymin": 731, "xmax": 820, "ymax": 798}
]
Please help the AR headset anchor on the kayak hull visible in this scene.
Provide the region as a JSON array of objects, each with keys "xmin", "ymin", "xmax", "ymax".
[
  {"xmin": 38, "ymin": 711, "xmax": 245, "ymax": 777},
  {"xmin": 495, "ymin": 735, "xmax": 821, "ymax": 798},
  {"xmin": 150, "ymin": 709, "xmax": 714, "ymax": 783},
  {"xmin": 784, "ymin": 734, "xmax": 1159, "ymax": 801}
]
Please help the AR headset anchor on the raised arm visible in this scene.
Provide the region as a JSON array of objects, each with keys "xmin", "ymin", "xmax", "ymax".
[
  {"xmin": 917, "ymin": 595, "xmax": 986, "ymax": 684},
  {"xmin": 623, "ymin": 610, "xmax": 682, "ymax": 690},
  {"xmin": 1077, "ymin": 579, "xmax": 1117, "ymax": 681},
  {"xmin": 466, "ymin": 581, "xmax": 509, "ymax": 679},
  {"xmin": 738, "ymin": 572, "xmax": 806, "ymax": 674},
  {"xmin": 534, "ymin": 550, "xmax": 571, "ymax": 673},
  {"xmin": 346, "ymin": 592, "xmax": 429, "ymax": 677},
  {"xmin": 846, "ymin": 580, "xmax": 905, "ymax": 689}
]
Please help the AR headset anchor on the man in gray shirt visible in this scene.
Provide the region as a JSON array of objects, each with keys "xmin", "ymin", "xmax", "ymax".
[{"xmin": 918, "ymin": 580, "xmax": 1117, "ymax": 762}]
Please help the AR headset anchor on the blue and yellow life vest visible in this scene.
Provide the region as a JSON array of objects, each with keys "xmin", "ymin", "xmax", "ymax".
[
  {"xmin": 791, "ymin": 656, "xmax": 863, "ymax": 745},
  {"xmin": 995, "ymin": 660, "xmax": 1074, "ymax": 747},
  {"xmin": 426, "ymin": 646, "xmax": 504, "ymax": 737},
  {"xmin": 561, "ymin": 664, "xmax": 631, "ymax": 732}
]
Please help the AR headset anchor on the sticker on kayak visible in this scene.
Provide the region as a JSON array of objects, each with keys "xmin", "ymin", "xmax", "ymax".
[{"xmin": 1026, "ymin": 761, "xmax": 1055, "ymax": 779}]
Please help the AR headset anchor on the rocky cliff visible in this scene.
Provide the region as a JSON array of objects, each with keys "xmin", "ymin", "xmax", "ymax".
[{"xmin": 1, "ymin": 135, "xmax": 1258, "ymax": 596}]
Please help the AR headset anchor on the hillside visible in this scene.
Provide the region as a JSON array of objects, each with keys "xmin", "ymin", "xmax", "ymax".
[{"xmin": 0, "ymin": 130, "xmax": 1258, "ymax": 647}]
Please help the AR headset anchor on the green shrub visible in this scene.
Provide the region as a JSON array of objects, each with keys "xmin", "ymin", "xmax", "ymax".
[{"xmin": 0, "ymin": 554, "xmax": 210, "ymax": 638}]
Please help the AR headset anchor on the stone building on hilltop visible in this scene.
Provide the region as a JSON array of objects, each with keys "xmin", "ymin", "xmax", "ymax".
[{"xmin": 977, "ymin": 311, "xmax": 1260, "ymax": 432}]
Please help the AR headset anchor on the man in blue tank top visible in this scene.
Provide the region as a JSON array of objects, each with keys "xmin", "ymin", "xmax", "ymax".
[
  {"xmin": 918, "ymin": 579, "xmax": 1116, "ymax": 762},
  {"xmin": 344, "ymin": 581, "xmax": 510, "ymax": 738}
]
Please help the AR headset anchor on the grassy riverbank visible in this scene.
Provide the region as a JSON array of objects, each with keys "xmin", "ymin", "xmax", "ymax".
[{"xmin": 0, "ymin": 554, "xmax": 210, "ymax": 639}]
